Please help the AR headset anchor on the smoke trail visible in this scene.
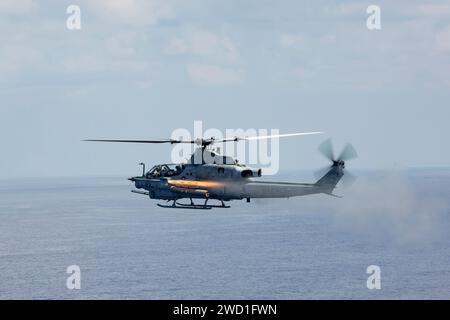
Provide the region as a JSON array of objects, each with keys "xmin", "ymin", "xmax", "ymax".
[{"xmin": 323, "ymin": 170, "xmax": 449, "ymax": 244}]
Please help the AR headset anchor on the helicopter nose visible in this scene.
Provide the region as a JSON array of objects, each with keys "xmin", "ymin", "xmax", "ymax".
[{"xmin": 128, "ymin": 177, "xmax": 136, "ymax": 182}]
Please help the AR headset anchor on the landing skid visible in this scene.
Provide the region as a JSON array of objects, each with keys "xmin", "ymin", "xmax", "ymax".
[
  {"xmin": 157, "ymin": 199, "xmax": 230, "ymax": 210},
  {"xmin": 157, "ymin": 203, "xmax": 212, "ymax": 210}
]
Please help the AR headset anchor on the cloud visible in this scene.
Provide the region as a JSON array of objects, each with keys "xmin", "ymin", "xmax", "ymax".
[
  {"xmin": 186, "ymin": 63, "xmax": 243, "ymax": 85},
  {"xmin": 280, "ymin": 34, "xmax": 304, "ymax": 48},
  {"xmin": 277, "ymin": 1, "xmax": 450, "ymax": 92},
  {"xmin": 0, "ymin": 38, "xmax": 44, "ymax": 82},
  {"xmin": 61, "ymin": 55, "xmax": 149, "ymax": 74},
  {"xmin": 0, "ymin": 18, "xmax": 155, "ymax": 86},
  {"xmin": 435, "ymin": 25, "xmax": 450, "ymax": 52},
  {"xmin": 167, "ymin": 27, "xmax": 243, "ymax": 85},
  {"xmin": 88, "ymin": 0, "xmax": 174, "ymax": 26},
  {"xmin": 166, "ymin": 28, "xmax": 239, "ymax": 65},
  {"xmin": 0, "ymin": 0, "xmax": 35, "ymax": 15},
  {"xmin": 323, "ymin": 3, "xmax": 366, "ymax": 17},
  {"xmin": 416, "ymin": 4, "xmax": 450, "ymax": 17},
  {"xmin": 59, "ymin": 32, "xmax": 152, "ymax": 76}
]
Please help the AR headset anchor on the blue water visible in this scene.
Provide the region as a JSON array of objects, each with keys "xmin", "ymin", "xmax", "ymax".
[{"xmin": 0, "ymin": 170, "xmax": 449, "ymax": 299}]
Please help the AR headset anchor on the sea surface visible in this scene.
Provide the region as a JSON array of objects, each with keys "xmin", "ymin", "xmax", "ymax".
[{"xmin": 1, "ymin": 169, "xmax": 450, "ymax": 299}]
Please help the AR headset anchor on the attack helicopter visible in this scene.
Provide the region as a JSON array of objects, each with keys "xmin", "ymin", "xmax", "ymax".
[{"xmin": 84, "ymin": 133, "xmax": 357, "ymax": 209}]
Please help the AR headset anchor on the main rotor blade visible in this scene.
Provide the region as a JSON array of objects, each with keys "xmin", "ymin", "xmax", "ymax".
[
  {"xmin": 83, "ymin": 139, "xmax": 194, "ymax": 144},
  {"xmin": 212, "ymin": 137, "xmax": 239, "ymax": 143},
  {"xmin": 338, "ymin": 143, "xmax": 358, "ymax": 161},
  {"xmin": 212, "ymin": 131, "xmax": 323, "ymax": 144},
  {"xmin": 318, "ymin": 139, "xmax": 335, "ymax": 161},
  {"xmin": 84, "ymin": 131, "xmax": 323, "ymax": 146},
  {"xmin": 242, "ymin": 131, "xmax": 323, "ymax": 141}
]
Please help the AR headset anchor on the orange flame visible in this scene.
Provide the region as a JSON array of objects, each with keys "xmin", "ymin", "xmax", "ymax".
[{"xmin": 168, "ymin": 179, "xmax": 224, "ymax": 188}]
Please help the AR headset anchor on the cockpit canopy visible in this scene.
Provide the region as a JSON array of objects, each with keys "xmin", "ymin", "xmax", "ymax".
[{"xmin": 146, "ymin": 164, "xmax": 183, "ymax": 178}]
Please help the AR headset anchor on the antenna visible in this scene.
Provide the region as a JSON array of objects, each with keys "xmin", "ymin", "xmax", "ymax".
[{"xmin": 138, "ymin": 162, "xmax": 145, "ymax": 177}]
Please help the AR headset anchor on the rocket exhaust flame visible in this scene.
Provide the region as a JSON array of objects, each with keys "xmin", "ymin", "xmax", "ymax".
[{"xmin": 167, "ymin": 180, "xmax": 224, "ymax": 188}]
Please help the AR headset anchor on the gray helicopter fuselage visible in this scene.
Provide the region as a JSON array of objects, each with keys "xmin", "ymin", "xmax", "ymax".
[{"xmin": 130, "ymin": 161, "xmax": 336, "ymax": 202}]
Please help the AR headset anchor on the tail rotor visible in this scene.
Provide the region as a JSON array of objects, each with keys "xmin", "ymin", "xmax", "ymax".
[{"xmin": 314, "ymin": 139, "xmax": 358, "ymax": 188}]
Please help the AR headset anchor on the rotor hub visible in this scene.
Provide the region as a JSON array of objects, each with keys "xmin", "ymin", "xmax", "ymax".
[{"xmin": 333, "ymin": 160, "xmax": 345, "ymax": 168}]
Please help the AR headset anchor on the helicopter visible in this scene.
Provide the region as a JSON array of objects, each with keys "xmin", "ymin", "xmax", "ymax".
[{"xmin": 84, "ymin": 133, "xmax": 357, "ymax": 209}]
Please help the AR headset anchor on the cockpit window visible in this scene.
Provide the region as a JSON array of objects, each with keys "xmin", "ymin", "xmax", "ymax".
[{"xmin": 146, "ymin": 164, "xmax": 183, "ymax": 178}]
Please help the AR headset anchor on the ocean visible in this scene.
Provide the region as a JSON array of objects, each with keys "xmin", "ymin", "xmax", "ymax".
[{"xmin": 1, "ymin": 169, "xmax": 449, "ymax": 299}]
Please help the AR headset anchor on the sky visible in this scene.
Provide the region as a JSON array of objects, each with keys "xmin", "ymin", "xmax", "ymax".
[{"xmin": 1, "ymin": 0, "xmax": 450, "ymax": 178}]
